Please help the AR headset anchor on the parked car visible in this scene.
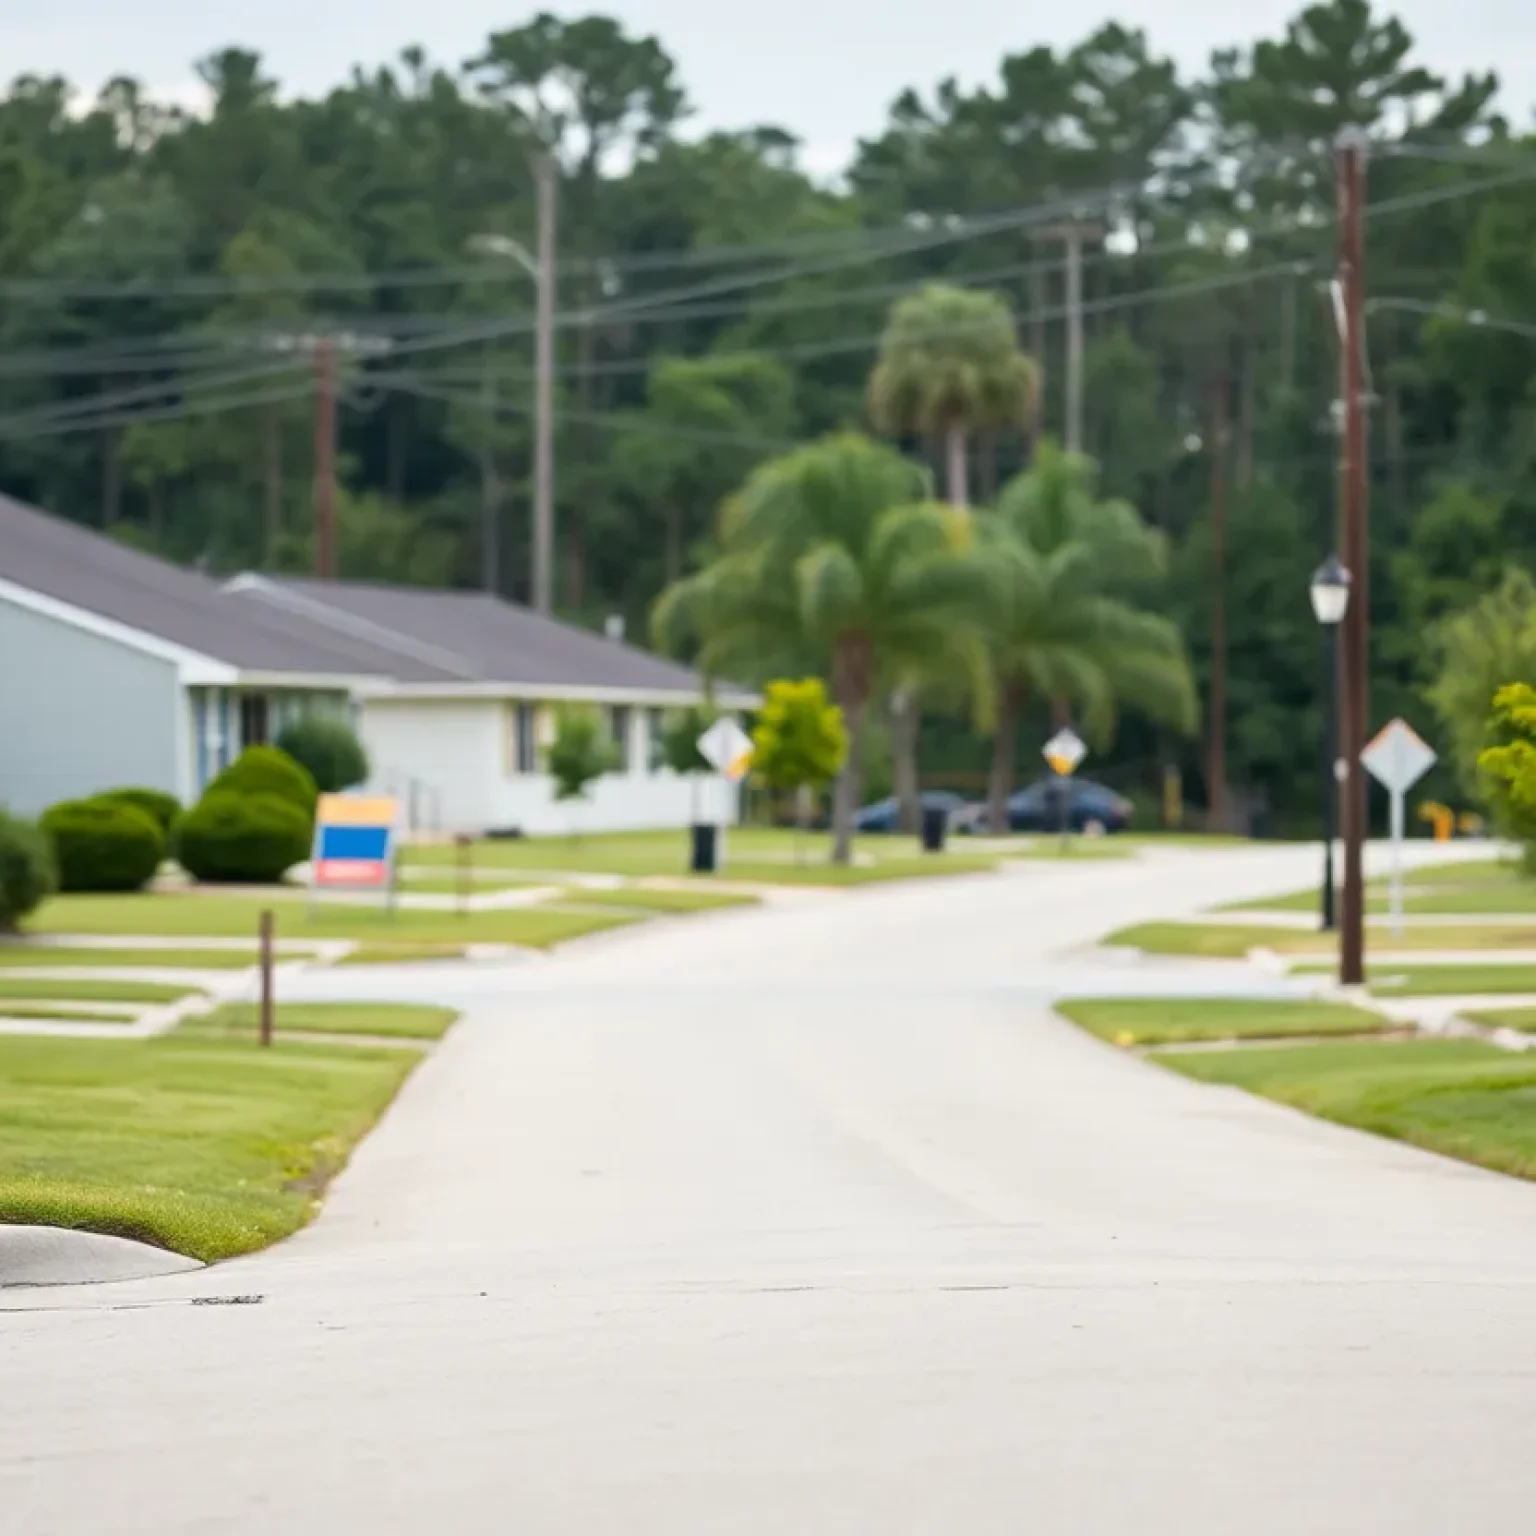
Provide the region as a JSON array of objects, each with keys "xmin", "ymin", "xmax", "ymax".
[
  {"xmin": 953, "ymin": 777, "xmax": 1133, "ymax": 835},
  {"xmin": 852, "ymin": 790, "xmax": 967, "ymax": 834}
]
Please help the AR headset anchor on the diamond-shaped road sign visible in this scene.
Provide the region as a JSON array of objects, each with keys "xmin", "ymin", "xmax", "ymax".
[
  {"xmin": 1360, "ymin": 718, "xmax": 1436, "ymax": 795},
  {"xmin": 1042, "ymin": 727, "xmax": 1087, "ymax": 777},
  {"xmin": 698, "ymin": 717, "xmax": 755, "ymax": 783}
]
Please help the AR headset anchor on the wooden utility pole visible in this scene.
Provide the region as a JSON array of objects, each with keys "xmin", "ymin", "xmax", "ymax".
[
  {"xmin": 1336, "ymin": 127, "xmax": 1370, "ymax": 987},
  {"xmin": 1034, "ymin": 221, "xmax": 1101, "ymax": 453},
  {"xmin": 480, "ymin": 342, "xmax": 500, "ymax": 594},
  {"xmin": 532, "ymin": 151, "xmax": 558, "ymax": 615},
  {"xmin": 1207, "ymin": 371, "xmax": 1230, "ymax": 833},
  {"xmin": 313, "ymin": 336, "xmax": 336, "ymax": 580}
]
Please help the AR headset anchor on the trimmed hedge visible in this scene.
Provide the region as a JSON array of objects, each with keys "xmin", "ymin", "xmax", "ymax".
[
  {"xmin": 0, "ymin": 808, "xmax": 56, "ymax": 930},
  {"xmin": 41, "ymin": 798, "xmax": 166, "ymax": 893},
  {"xmin": 177, "ymin": 792, "xmax": 312, "ymax": 884},
  {"xmin": 96, "ymin": 786, "xmax": 181, "ymax": 836},
  {"xmin": 275, "ymin": 715, "xmax": 369, "ymax": 794},
  {"xmin": 207, "ymin": 746, "xmax": 319, "ymax": 820}
]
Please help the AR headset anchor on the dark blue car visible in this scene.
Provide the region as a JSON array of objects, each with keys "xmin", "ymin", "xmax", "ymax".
[
  {"xmin": 853, "ymin": 791, "xmax": 967, "ymax": 833},
  {"xmin": 954, "ymin": 778, "xmax": 1133, "ymax": 834}
]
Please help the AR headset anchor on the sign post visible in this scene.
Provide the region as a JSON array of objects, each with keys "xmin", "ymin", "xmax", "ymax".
[
  {"xmin": 695, "ymin": 718, "xmax": 754, "ymax": 871},
  {"xmin": 309, "ymin": 795, "xmax": 401, "ymax": 915},
  {"xmin": 1041, "ymin": 727, "xmax": 1087, "ymax": 850},
  {"xmin": 1359, "ymin": 719, "xmax": 1436, "ymax": 937}
]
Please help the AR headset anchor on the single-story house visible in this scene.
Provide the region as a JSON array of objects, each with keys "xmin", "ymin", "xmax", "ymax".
[{"xmin": 0, "ymin": 491, "xmax": 753, "ymax": 832}]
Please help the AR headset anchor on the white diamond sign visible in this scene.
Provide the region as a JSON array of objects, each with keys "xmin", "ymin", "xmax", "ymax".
[
  {"xmin": 698, "ymin": 717, "xmax": 754, "ymax": 783},
  {"xmin": 1042, "ymin": 727, "xmax": 1087, "ymax": 777},
  {"xmin": 1360, "ymin": 719, "xmax": 1436, "ymax": 795},
  {"xmin": 1360, "ymin": 719, "xmax": 1437, "ymax": 937}
]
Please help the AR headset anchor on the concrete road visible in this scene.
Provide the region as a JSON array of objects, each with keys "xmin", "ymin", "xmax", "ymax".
[{"xmin": 6, "ymin": 842, "xmax": 1536, "ymax": 1533}]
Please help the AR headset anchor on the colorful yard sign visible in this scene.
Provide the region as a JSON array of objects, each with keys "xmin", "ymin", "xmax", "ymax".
[{"xmin": 311, "ymin": 795, "xmax": 400, "ymax": 893}]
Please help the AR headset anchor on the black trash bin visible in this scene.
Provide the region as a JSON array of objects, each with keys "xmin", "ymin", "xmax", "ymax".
[
  {"xmin": 921, "ymin": 803, "xmax": 948, "ymax": 853},
  {"xmin": 690, "ymin": 823, "xmax": 719, "ymax": 873}
]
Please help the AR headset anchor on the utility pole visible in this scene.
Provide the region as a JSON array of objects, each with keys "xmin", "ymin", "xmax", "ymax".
[
  {"xmin": 532, "ymin": 151, "xmax": 558, "ymax": 615},
  {"xmin": 1336, "ymin": 127, "xmax": 1371, "ymax": 987},
  {"xmin": 1207, "ymin": 370, "xmax": 1229, "ymax": 834},
  {"xmin": 263, "ymin": 330, "xmax": 391, "ymax": 581},
  {"xmin": 313, "ymin": 336, "xmax": 336, "ymax": 580},
  {"xmin": 1033, "ymin": 221, "xmax": 1100, "ymax": 454},
  {"xmin": 479, "ymin": 342, "xmax": 499, "ymax": 594}
]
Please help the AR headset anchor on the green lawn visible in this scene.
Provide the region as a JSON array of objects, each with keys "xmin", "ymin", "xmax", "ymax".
[
  {"xmin": 1109, "ymin": 920, "xmax": 1536, "ymax": 961},
  {"xmin": 0, "ymin": 1001, "xmax": 142, "ymax": 1022},
  {"xmin": 1358, "ymin": 963, "xmax": 1536, "ymax": 997},
  {"xmin": 1463, "ymin": 1006, "xmax": 1536, "ymax": 1034},
  {"xmin": 554, "ymin": 886, "xmax": 760, "ymax": 914},
  {"xmin": 25, "ymin": 892, "xmax": 642, "ymax": 948},
  {"xmin": 0, "ymin": 1030, "xmax": 420, "ymax": 1259},
  {"xmin": 1155, "ymin": 1036, "xmax": 1536, "ymax": 1182},
  {"xmin": 1057, "ymin": 996, "xmax": 1389, "ymax": 1047},
  {"xmin": 0, "ymin": 944, "xmax": 261, "ymax": 970},
  {"xmin": 1234, "ymin": 859, "xmax": 1536, "ymax": 917},
  {"xmin": 336, "ymin": 942, "xmax": 471, "ymax": 966},
  {"xmin": 191, "ymin": 1001, "xmax": 460, "ymax": 1041},
  {"xmin": 398, "ymin": 828, "xmax": 997, "ymax": 885},
  {"xmin": 0, "ymin": 976, "xmax": 199, "ymax": 1004}
]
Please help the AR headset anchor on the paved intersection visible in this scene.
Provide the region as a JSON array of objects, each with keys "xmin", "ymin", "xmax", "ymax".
[{"xmin": 5, "ymin": 842, "xmax": 1535, "ymax": 1534}]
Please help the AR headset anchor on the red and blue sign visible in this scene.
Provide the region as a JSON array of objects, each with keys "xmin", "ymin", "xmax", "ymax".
[{"xmin": 311, "ymin": 795, "xmax": 399, "ymax": 889}]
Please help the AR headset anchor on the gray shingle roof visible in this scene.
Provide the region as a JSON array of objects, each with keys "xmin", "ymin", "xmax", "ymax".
[
  {"xmin": 0, "ymin": 493, "xmax": 432, "ymax": 679},
  {"xmin": 229, "ymin": 575, "xmax": 721, "ymax": 697}
]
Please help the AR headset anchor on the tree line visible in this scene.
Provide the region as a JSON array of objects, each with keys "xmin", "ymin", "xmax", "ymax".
[{"xmin": 2, "ymin": 1, "xmax": 1534, "ymax": 829}]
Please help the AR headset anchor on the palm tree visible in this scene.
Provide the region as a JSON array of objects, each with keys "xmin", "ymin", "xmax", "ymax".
[
  {"xmin": 980, "ymin": 442, "xmax": 1197, "ymax": 833},
  {"xmin": 868, "ymin": 283, "xmax": 1039, "ymax": 508},
  {"xmin": 652, "ymin": 433, "xmax": 989, "ymax": 863}
]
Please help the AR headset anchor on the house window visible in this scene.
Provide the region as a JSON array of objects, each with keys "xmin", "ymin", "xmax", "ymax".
[
  {"xmin": 239, "ymin": 693, "xmax": 270, "ymax": 749},
  {"xmin": 507, "ymin": 703, "xmax": 539, "ymax": 774},
  {"xmin": 609, "ymin": 706, "xmax": 632, "ymax": 772}
]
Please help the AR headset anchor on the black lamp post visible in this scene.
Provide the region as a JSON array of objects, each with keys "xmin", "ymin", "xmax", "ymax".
[{"xmin": 1310, "ymin": 554, "xmax": 1352, "ymax": 930}]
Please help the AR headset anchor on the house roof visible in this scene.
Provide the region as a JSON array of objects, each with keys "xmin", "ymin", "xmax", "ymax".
[
  {"xmin": 0, "ymin": 493, "xmax": 430, "ymax": 681},
  {"xmin": 226, "ymin": 575, "xmax": 730, "ymax": 699}
]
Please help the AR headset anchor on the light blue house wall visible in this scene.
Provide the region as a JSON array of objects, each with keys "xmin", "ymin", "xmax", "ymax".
[{"xmin": 0, "ymin": 594, "xmax": 184, "ymax": 816}]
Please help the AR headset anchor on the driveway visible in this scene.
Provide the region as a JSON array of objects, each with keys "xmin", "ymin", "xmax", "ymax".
[{"xmin": 5, "ymin": 841, "xmax": 1535, "ymax": 1534}]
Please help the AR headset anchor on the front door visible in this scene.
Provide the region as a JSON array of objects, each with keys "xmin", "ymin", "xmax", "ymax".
[{"xmin": 239, "ymin": 693, "xmax": 271, "ymax": 749}]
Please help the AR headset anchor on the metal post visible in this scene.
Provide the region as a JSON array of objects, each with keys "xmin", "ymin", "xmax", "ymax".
[
  {"xmin": 1207, "ymin": 372, "xmax": 1229, "ymax": 834},
  {"xmin": 313, "ymin": 336, "xmax": 336, "ymax": 580},
  {"xmin": 1321, "ymin": 622, "xmax": 1338, "ymax": 931},
  {"xmin": 532, "ymin": 152, "xmax": 558, "ymax": 614},
  {"xmin": 1337, "ymin": 128, "xmax": 1370, "ymax": 987},
  {"xmin": 258, "ymin": 910, "xmax": 275, "ymax": 1048}
]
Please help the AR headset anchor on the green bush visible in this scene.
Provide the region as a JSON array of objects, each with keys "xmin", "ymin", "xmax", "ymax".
[
  {"xmin": 177, "ymin": 793, "xmax": 313, "ymax": 884},
  {"xmin": 275, "ymin": 715, "xmax": 369, "ymax": 794},
  {"xmin": 95, "ymin": 786, "xmax": 181, "ymax": 836},
  {"xmin": 0, "ymin": 808, "xmax": 56, "ymax": 931},
  {"xmin": 207, "ymin": 746, "xmax": 318, "ymax": 819},
  {"xmin": 41, "ymin": 798, "xmax": 165, "ymax": 893}
]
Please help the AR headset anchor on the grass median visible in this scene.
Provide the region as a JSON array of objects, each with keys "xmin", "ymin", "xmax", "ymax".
[
  {"xmin": 0, "ymin": 1027, "xmax": 425, "ymax": 1260},
  {"xmin": 188, "ymin": 1001, "xmax": 460, "ymax": 1042},
  {"xmin": 0, "ymin": 976, "xmax": 199, "ymax": 1005},
  {"xmin": 26, "ymin": 892, "xmax": 642, "ymax": 948},
  {"xmin": 1155, "ymin": 1036, "xmax": 1536, "ymax": 1182},
  {"xmin": 1108, "ymin": 920, "xmax": 1536, "ymax": 960},
  {"xmin": 0, "ymin": 944, "xmax": 262, "ymax": 970},
  {"xmin": 1057, "ymin": 996, "xmax": 1389, "ymax": 1047}
]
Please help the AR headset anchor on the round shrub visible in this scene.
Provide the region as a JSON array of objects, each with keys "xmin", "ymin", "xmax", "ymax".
[
  {"xmin": 177, "ymin": 792, "xmax": 312, "ymax": 884},
  {"xmin": 0, "ymin": 808, "xmax": 56, "ymax": 931},
  {"xmin": 96, "ymin": 786, "xmax": 182, "ymax": 837},
  {"xmin": 41, "ymin": 799, "xmax": 165, "ymax": 893},
  {"xmin": 207, "ymin": 746, "xmax": 319, "ymax": 819},
  {"xmin": 275, "ymin": 715, "xmax": 369, "ymax": 794}
]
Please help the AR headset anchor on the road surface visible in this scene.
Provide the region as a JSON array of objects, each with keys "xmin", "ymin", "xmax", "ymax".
[{"xmin": 5, "ymin": 842, "xmax": 1536, "ymax": 1533}]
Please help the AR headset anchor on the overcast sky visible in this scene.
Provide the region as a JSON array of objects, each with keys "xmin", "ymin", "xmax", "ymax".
[{"xmin": 8, "ymin": 2, "xmax": 1534, "ymax": 172}]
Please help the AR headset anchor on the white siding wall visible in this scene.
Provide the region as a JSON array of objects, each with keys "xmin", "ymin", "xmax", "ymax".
[
  {"xmin": 0, "ymin": 595, "xmax": 185, "ymax": 815},
  {"xmin": 360, "ymin": 696, "xmax": 740, "ymax": 835}
]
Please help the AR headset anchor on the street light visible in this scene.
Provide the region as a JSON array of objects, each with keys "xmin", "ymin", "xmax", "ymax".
[{"xmin": 1310, "ymin": 554, "xmax": 1352, "ymax": 930}]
